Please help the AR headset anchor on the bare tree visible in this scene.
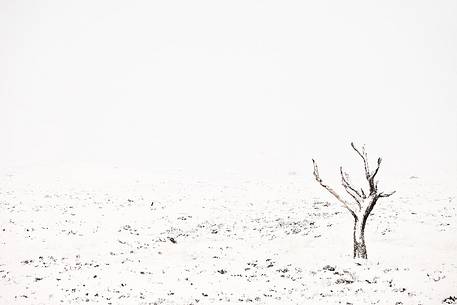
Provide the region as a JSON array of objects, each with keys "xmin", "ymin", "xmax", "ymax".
[{"xmin": 312, "ymin": 143, "xmax": 395, "ymax": 259}]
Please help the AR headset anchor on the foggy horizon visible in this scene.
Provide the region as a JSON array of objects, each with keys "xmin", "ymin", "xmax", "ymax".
[{"xmin": 1, "ymin": 0, "xmax": 456, "ymax": 178}]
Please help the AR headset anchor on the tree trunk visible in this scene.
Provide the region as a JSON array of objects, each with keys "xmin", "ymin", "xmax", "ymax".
[
  {"xmin": 353, "ymin": 217, "xmax": 367, "ymax": 259},
  {"xmin": 312, "ymin": 144, "xmax": 396, "ymax": 260}
]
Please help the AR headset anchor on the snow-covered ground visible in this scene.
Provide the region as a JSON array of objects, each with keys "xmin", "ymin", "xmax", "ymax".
[{"xmin": 0, "ymin": 165, "xmax": 456, "ymax": 305}]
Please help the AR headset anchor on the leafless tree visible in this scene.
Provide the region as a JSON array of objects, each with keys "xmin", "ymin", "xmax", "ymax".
[{"xmin": 312, "ymin": 143, "xmax": 395, "ymax": 259}]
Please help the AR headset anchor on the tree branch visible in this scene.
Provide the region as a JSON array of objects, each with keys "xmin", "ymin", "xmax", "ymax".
[
  {"xmin": 340, "ymin": 167, "xmax": 362, "ymax": 208},
  {"xmin": 312, "ymin": 159, "xmax": 357, "ymax": 218},
  {"xmin": 351, "ymin": 143, "xmax": 384, "ymax": 195},
  {"xmin": 351, "ymin": 142, "xmax": 370, "ymax": 179},
  {"xmin": 366, "ymin": 157, "xmax": 382, "ymax": 194},
  {"xmin": 371, "ymin": 157, "xmax": 382, "ymax": 181},
  {"xmin": 360, "ymin": 188, "xmax": 366, "ymax": 199},
  {"xmin": 363, "ymin": 191, "xmax": 396, "ymax": 218},
  {"xmin": 379, "ymin": 190, "xmax": 396, "ymax": 198}
]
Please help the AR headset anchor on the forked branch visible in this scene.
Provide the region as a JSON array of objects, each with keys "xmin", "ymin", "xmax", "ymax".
[
  {"xmin": 313, "ymin": 159, "xmax": 357, "ymax": 218},
  {"xmin": 350, "ymin": 142, "xmax": 383, "ymax": 194},
  {"xmin": 340, "ymin": 167, "xmax": 363, "ymax": 203}
]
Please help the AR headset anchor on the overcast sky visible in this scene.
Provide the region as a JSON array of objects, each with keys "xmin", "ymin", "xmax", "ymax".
[{"xmin": 1, "ymin": 0, "xmax": 456, "ymax": 178}]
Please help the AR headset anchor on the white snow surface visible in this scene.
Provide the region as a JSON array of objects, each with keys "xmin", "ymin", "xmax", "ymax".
[{"xmin": 0, "ymin": 165, "xmax": 456, "ymax": 305}]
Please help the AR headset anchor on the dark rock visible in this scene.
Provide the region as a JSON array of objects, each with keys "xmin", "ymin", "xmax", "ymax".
[
  {"xmin": 323, "ymin": 265, "xmax": 335, "ymax": 272},
  {"xmin": 443, "ymin": 296, "xmax": 457, "ymax": 304}
]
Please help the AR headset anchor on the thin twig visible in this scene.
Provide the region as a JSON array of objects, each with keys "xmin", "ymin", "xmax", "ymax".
[{"xmin": 379, "ymin": 190, "xmax": 396, "ymax": 198}]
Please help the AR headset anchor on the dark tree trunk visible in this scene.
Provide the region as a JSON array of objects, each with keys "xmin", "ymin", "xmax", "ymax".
[{"xmin": 353, "ymin": 216, "xmax": 367, "ymax": 259}]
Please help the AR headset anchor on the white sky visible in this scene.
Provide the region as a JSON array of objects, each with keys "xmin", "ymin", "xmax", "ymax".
[{"xmin": 1, "ymin": 0, "xmax": 456, "ymax": 179}]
